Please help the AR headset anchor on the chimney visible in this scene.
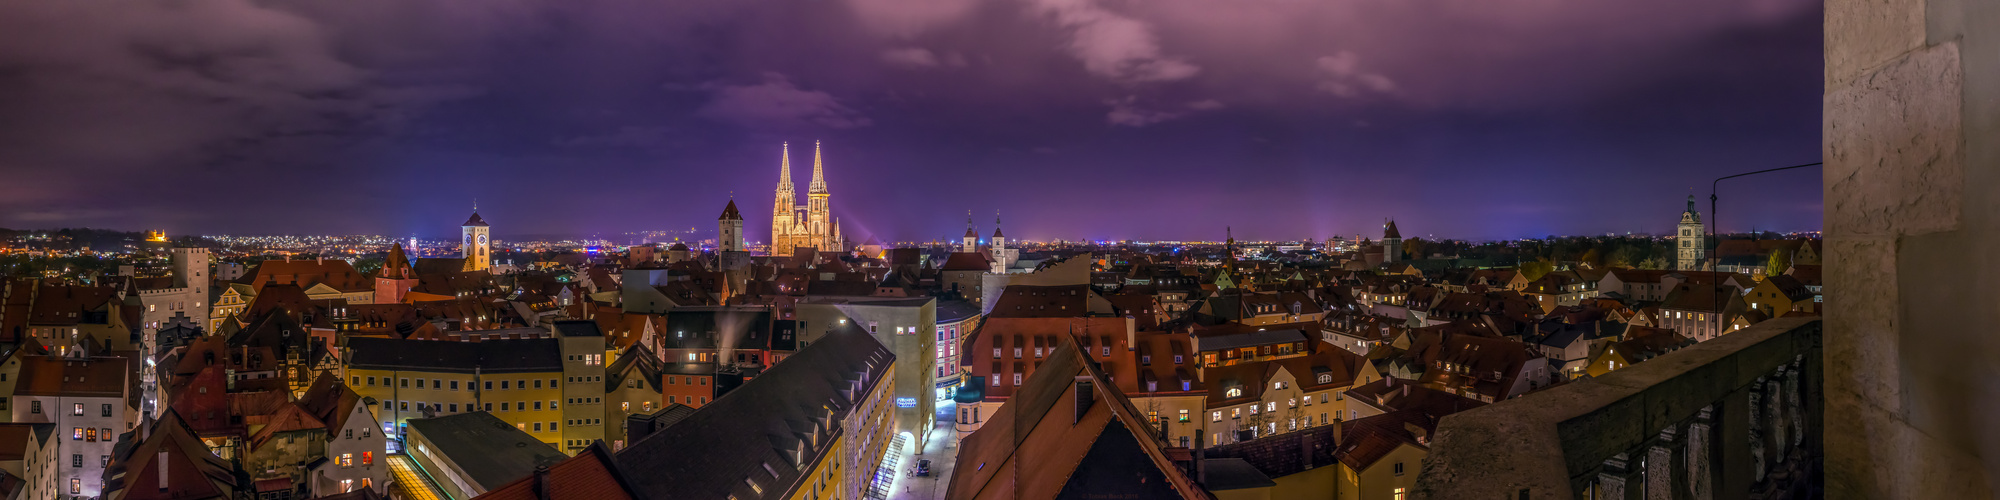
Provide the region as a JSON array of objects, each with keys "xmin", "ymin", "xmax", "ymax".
[
  {"xmin": 1405, "ymin": 422, "xmax": 1430, "ymax": 445},
  {"xmin": 1299, "ymin": 431, "xmax": 1315, "ymax": 465},
  {"xmin": 1193, "ymin": 432, "xmax": 1208, "ymax": 487},
  {"xmin": 1073, "ymin": 377, "xmax": 1095, "ymax": 424},
  {"xmin": 1125, "ymin": 316, "xmax": 1137, "ymax": 350},
  {"xmin": 534, "ymin": 465, "xmax": 551, "ymax": 500},
  {"xmin": 158, "ymin": 450, "xmax": 169, "ymax": 492}
]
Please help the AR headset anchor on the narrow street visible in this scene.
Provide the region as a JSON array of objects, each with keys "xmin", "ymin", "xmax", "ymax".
[{"xmin": 882, "ymin": 405, "xmax": 961, "ymax": 500}]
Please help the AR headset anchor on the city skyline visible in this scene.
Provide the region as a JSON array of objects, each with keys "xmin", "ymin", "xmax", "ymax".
[{"xmin": 0, "ymin": 0, "xmax": 1821, "ymax": 241}]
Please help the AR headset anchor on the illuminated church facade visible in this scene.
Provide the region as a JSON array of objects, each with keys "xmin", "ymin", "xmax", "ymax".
[{"xmin": 770, "ymin": 141, "xmax": 843, "ymax": 254}]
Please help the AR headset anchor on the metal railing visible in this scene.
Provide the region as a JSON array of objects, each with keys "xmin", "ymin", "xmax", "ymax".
[{"xmin": 1417, "ymin": 317, "xmax": 1822, "ymax": 499}]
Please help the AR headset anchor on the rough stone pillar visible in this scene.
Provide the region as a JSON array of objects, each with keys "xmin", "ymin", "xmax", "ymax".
[
  {"xmin": 1687, "ymin": 408, "xmax": 1713, "ymax": 500},
  {"xmin": 1785, "ymin": 361, "xmax": 1804, "ymax": 453},
  {"xmin": 1747, "ymin": 377, "xmax": 1767, "ymax": 484},
  {"xmin": 1716, "ymin": 388, "xmax": 1753, "ymax": 500},
  {"xmin": 1598, "ymin": 453, "xmax": 1637, "ymax": 500},
  {"xmin": 1767, "ymin": 376, "xmax": 1788, "ymax": 466},
  {"xmin": 1646, "ymin": 426, "xmax": 1677, "ymax": 500}
]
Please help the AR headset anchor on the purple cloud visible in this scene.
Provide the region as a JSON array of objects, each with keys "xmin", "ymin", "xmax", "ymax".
[{"xmin": 698, "ymin": 73, "xmax": 871, "ymax": 130}]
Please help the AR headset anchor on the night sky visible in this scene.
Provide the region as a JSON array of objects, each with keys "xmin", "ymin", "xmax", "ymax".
[{"xmin": 0, "ymin": 0, "xmax": 1822, "ymax": 242}]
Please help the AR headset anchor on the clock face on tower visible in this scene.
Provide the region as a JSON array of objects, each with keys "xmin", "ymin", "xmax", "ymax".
[{"xmin": 478, "ymin": 234, "xmax": 487, "ymax": 245}]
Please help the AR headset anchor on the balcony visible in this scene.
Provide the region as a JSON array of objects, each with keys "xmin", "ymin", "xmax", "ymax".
[{"xmin": 1417, "ymin": 317, "xmax": 1821, "ymax": 499}]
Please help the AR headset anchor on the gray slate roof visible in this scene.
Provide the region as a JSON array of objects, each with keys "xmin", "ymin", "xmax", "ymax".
[
  {"xmin": 614, "ymin": 323, "xmax": 893, "ymax": 500},
  {"xmin": 346, "ymin": 337, "xmax": 561, "ymax": 373},
  {"xmin": 406, "ymin": 412, "xmax": 567, "ymax": 490}
]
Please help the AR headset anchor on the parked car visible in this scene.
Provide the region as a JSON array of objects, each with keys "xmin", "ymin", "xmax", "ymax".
[{"xmin": 916, "ymin": 459, "xmax": 932, "ymax": 477}]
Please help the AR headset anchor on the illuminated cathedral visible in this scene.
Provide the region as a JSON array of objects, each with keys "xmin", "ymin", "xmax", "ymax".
[{"xmin": 770, "ymin": 141, "xmax": 843, "ymax": 254}]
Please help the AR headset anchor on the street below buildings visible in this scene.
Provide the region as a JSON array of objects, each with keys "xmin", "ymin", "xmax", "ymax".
[{"xmin": 879, "ymin": 404, "xmax": 961, "ymax": 500}]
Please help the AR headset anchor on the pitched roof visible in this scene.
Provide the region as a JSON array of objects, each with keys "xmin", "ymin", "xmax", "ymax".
[
  {"xmin": 464, "ymin": 212, "xmax": 490, "ymax": 227},
  {"xmin": 1661, "ymin": 284, "xmax": 1741, "ymax": 314},
  {"xmin": 1760, "ymin": 274, "xmax": 1816, "ymax": 302},
  {"xmin": 944, "ymin": 336, "xmax": 1212, "ymax": 500},
  {"xmin": 297, "ymin": 372, "xmax": 365, "ymax": 437},
  {"xmin": 102, "ymin": 411, "xmax": 239, "ymax": 500},
  {"xmin": 406, "ymin": 412, "xmax": 568, "ymax": 490},
  {"xmin": 939, "ymin": 252, "xmax": 992, "ymax": 271},
  {"xmin": 0, "ymin": 424, "xmax": 39, "ymax": 462},
  {"xmin": 1384, "ymin": 220, "xmax": 1402, "ymax": 239},
  {"xmin": 718, "ymin": 200, "xmax": 743, "ymax": 221},
  {"xmin": 1344, "ymin": 377, "xmax": 1485, "ymax": 417},
  {"xmin": 247, "ymin": 402, "xmax": 326, "ymax": 451},
  {"xmin": 988, "ymin": 285, "xmax": 1093, "ymax": 319},
  {"xmin": 1201, "ymin": 458, "xmax": 1276, "ymax": 491},
  {"xmin": 15, "ymin": 354, "xmax": 127, "ymax": 397},
  {"xmin": 472, "ymin": 442, "xmax": 640, "ymax": 500},
  {"xmin": 380, "ymin": 243, "xmax": 416, "ymax": 280},
  {"xmin": 1335, "ymin": 410, "xmax": 1433, "ymax": 471},
  {"xmin": 604, "ymin": 344, "xmax": 663, "ymax": 394},
  {"xmin": 613, "ymin": 324, "xmax": 893, "ymax": 500},
  {"xmin": 346, "ymin": 337, "xmax": 561, "ymax": 374},
  {"xmin": 1785, "ymin": 264, "xmax": 1822, "ymax": 286},
  {"xmin": 1202, "ymin": 424, "xmax": 1342, "ymax": 483}
]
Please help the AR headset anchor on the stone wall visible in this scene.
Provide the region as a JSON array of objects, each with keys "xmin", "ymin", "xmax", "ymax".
[{"xmin": 1825, "ymin": 0, "xmax": 1996, "ymax": 496}]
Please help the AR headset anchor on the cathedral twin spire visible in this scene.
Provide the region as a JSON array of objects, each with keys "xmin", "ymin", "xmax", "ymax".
[
  {"xmin": 809, "ymin": 140, "xmax": 827, "ymax": 194},
  {"xmin": 773, "ymin": 141, "xmax": 839, "ymax": 253}
]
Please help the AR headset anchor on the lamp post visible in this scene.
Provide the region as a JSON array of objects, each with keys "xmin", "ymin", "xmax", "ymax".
[{"xmin": 1708, "ymin": 161, "xmax": 1822, "ymax": 337}]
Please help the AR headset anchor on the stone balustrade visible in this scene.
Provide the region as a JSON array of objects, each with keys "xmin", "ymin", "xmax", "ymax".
[{"xmin": 1417, "ymin": 317, "xmax": 1822, "ymax": 499}]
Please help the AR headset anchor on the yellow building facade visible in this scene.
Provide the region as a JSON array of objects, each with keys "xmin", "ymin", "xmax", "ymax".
[{"xmin": 345, "ymin": 337, "xmax": 575, "ymax": 450}]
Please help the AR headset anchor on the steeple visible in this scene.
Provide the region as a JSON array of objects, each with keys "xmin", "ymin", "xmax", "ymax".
[
  {"xmin": 380, "ymin": 242, "xmax": 414, "ymax": 280},
  {"xmin": 992, "ymin": 212, "xmax": 1005, "ymax": 238},
  {"xmin": 1224, "ymin": 227, "xmax": 1237, "ymax": 272},
  {"xmin": 809, "ymin": 140, "xmax": 828, "ymax": 194},
  {"xmin": 718, "ymin": 199, "xmax": 743, "ymax": 221},
  {"xmin": 962, "ymin": 211, "xmax": 978, "ymax": 253},
  {"xmin": 777, "ymin": 142, "xmax": 795, "ymax": 192}
]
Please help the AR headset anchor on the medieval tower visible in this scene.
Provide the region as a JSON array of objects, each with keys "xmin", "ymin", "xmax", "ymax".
[
  {"xmin": 719, "ymin": 199, "xmax": 745, "ymax": 253},
  {"xmin": 462, "ymin": 210, "xmax": 490, "ymax": 272},
  {"xmin": 1677, "ymin": 195, "xmax": 1704, "ymax": 270}
]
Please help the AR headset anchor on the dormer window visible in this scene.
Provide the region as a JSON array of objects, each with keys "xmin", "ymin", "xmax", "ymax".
[
  {"xmin": 1318, "ymin": 373, "xmax": 1332, "ymax": 384},
  {"xmin": 1225, "ymin": 387, "xmax": 1242, "ymax": 398}
]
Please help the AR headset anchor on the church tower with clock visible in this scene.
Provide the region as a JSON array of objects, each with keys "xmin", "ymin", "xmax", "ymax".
[{"xmin": 462, "ymin": 209, "xmax": 491, "ymax": 272}]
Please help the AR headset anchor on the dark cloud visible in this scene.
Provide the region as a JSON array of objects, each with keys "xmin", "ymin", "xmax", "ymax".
[
  {"xmin": 0, "ymin": 0, "xmax": 1821, "ymax": 241},
  {"xmin": 698, "ymin": 73, "xmax": 873, "ymax": 130}
]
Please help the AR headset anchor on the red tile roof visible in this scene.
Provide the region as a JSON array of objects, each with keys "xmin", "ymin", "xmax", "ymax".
[
  {"xmin": 15, "ymin": 354, "xmax": 128, "ymax": 397},
  {"xmin": 473, "ymin": 442, "xmax": 638, "ymax": 500}
]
